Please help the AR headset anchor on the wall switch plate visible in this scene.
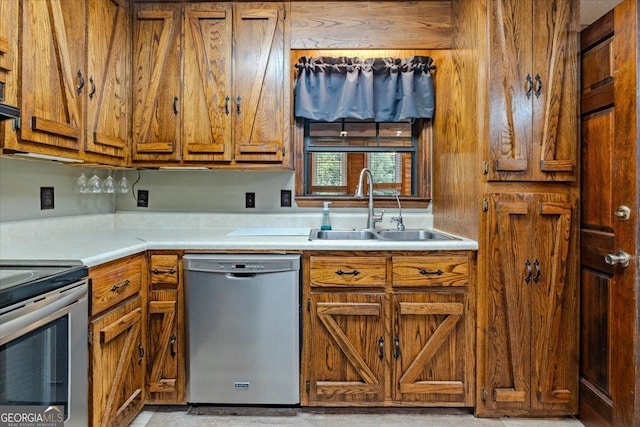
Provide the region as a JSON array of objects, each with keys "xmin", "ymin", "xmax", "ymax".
[
  {"xmin": 280, "ymin": 189, "xmax": 292, "ymax": 207},
  {"xmin": 137, "ymin": 190, "xmax": 149, "ymax": 208},
  {"xmin": 40, "ymin": 187, "xmax": 54, "ymax": 210},
  {"xmin": 245, "ymin": 192, "xmax": 255, "ymax": 208}
]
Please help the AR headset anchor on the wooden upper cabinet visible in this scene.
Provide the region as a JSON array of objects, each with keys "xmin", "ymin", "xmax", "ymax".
[
  {"xmin": 132, "ymin": 2, "xmax": 288, "ymax": 167},
  {"xmin": 182, "ymin": 3, "xmax": 233, "ymax": 162},
  {"xmin": 132, "ymin": 3, "xmax": 182, "ymax": 162},
  {"xmin": 486, "ymin": 0, "xmax": 578, "ymax": 182},
  {"xmin": 480, "ymin": 192, "xmax": 578, "ymax": 415},
  {"xmin": 85, "ymin": 0, "xmax": 131, "ymax": 162},
  {"xmin": 19, "ymin": 0, "xmax": 86, "ymax": 155},
  {"xmin": 232, "ymin": 2, "xmax": 287, "ymax": 163}
]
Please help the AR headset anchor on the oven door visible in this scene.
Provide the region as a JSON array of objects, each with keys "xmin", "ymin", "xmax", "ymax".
[{"xmin": 0, "ymin": 281, "xmax": 88, "ymax": 427}]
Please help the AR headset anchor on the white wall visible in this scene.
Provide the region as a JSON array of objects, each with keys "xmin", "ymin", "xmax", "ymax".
[{"xmin": 0, "ymin": 157, "xmax": 115, "ymax": 222}]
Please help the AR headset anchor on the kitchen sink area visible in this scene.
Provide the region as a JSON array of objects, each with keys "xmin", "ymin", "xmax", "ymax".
[{"xmin": 308, "ymin": 228, "xmax": 460, "ymax": 241}]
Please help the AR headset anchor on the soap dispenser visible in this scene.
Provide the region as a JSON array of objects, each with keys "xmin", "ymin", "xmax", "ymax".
[{"xmin": 321, "ymin": 201, "xmax": 332, "ymax": 230}]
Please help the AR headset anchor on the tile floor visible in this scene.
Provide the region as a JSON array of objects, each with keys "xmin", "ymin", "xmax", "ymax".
[{"xmin": 131, "ymin": 406, "xmax": 586, "ymax": 427}]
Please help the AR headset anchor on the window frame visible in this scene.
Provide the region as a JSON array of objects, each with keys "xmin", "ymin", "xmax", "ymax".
[{"xmin": 294, "ymin": 118, "xmax": 432, "ymax": 209}]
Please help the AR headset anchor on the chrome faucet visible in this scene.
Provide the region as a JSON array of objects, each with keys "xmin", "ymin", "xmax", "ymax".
[
  {"xmin": 391, "ymin": 193, "xmax": 405, "ymax": 231},
  {"xmin": 355, "ymin": 168, "xmax": 384, "ymax": 230}
]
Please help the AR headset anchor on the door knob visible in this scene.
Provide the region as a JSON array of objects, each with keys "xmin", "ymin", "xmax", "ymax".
[
  {"xmin": 614, "ymin": 206, "xmax": 631, "ymax": 221},
  {"xmin": 605, "ymin": 251, "xmax": 632, "ymax": 268}
]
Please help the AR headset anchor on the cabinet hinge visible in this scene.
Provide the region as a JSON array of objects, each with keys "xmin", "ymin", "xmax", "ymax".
[
  {"xmin": 482, "ymin": 161, "xmax": 489, "ymax": 175},
  {"xmin": 12, "ymin": 118, "xmax": 20, "ymax": 131},
  {"xmin": 307, "ymin": 298, "xmax": 311, "ymax": 311},
  {"xmin": 283, "ymin": 8, "xmax": 287, "ymax": 19},
  {"xmin": 87, "ymin": 330, "xmax": 93, "ymax": 346},
  {"xmin": 482, "ymin": 198, "xmax": 489, "ymax": 212},
  {"xmin": 306, "ymin": 380, "xmax": 310, "ymax": 393},
  {"xmin": 481, "ymin": 388, "xmax": 487, "ymax": 402},
  {"xmin": 282, "ymin": 147, "xmax": 286, "ymax": 157}
]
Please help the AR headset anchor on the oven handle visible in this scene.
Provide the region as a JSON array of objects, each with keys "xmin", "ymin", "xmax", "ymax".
[{"xmin": 0, "ymin": 284, "xmax": 87, "ymax": 344}]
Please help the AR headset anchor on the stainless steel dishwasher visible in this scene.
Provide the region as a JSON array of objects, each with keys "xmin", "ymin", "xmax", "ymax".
[{"xmin": 183, "ymin": 254, "xmax": 300, "ymax": 405}]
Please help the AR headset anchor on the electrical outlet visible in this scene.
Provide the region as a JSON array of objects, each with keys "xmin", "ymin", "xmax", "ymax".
[
  {"xmin": 40, "ymin": 187, "xmax": 54, "ymax": 210},
  {"xmin": 137, "ymin": 190, "xmax": 149, "ymax": 208},
  {"xmin": 280, "ymin": 189, "xmax": 292, "ymax": 207},
  {"xmin": 245, "ymin": 192, "xmax": 255, "ymax": 209}
]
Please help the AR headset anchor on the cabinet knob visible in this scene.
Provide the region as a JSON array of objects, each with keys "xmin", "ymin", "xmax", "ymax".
[
  {"xmin": 605, "ymin": 251, "xmax": 632, "ymax": 268},
  {"xmin": 614, "ymin": 206, "xmax": 631, "ymax": 221}
]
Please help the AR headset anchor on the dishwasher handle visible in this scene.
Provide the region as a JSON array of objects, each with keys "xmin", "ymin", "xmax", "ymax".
[{"xmin": 225, "ymin": 273, "xmax": 257, "ymax": 279}]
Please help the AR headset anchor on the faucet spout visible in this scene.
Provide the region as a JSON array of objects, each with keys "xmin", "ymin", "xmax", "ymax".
[{"xmin": 355, "ymin": 168, "xmax": 384, "ymax": 230}]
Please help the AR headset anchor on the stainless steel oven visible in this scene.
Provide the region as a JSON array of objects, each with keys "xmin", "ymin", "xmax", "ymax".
[{"xmin": 0, "ymin": 261, "xmax": 88, "ymax": 427}]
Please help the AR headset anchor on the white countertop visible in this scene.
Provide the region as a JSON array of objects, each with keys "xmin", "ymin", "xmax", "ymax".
[{"xmin": 0, "ymin": 213, "xmax": 478, "ymax": 267}]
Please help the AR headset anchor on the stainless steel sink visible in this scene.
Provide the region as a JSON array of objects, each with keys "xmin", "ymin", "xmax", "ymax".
[
  {"xmin": 309, "ymin": 229, "xmax": 379, "ymax": 240},
  {"xmin": 377, "ymin": 229, "xmax": 458, "ymax": 241},
  {"xmin": 308, "ymin": 228, "xmax": 460, "ymax": 241}
]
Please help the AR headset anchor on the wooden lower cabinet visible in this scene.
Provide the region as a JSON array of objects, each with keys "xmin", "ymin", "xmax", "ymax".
[
  {"xmin": 89, "ymin": 254, "xmax": 147, "ymax": 427},
  {"xmin": 146, "ymin": 253, "xmax": 185, "ymax": 404},
  {"xmin": 89, "ymin": 297, "xmax": 145, "ymax": 427},
  {"xmin": 303, "ymin": 251, "xmax": 475, "ymax": 407}
]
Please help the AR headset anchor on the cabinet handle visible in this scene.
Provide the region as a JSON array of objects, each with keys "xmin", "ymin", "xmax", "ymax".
[
  {"xmin": 236, "ymin": 96, "xmax": 242, "ymax": 115},
  {"xmin": 605, "ymin": 251, "xmax": 632, "ymax": 268},
  {"xmin": 76, "ymin": 70, "xmax": 85, "ymax": 95},
  {"xmin": 419, "ymin": 268, "xmax": 443, "ymax": 276},
  {"xmin": 534, "ymin": 74, "xmax": 542, "ymax": 99},
  {"xmin": 170, "ymin": 334, "xmax": 177, "ymax": 357},
  {"xmin": 533, "ymin": 259, "xmax": 541, "ymax": 283},
  {"xmin": 335, "ymin": 269, "xmax": 359, "ymax": 276},
  {"xmin": 137, "ymin": 342, "xmax": 144, "ymax": 364},
  {"xmin": 524, "ymin": 260, "xmax": 532, "ymax": 283},
  {"xmin": 393, "ymin": 337, "xmax": 401, "ymax": 359},
  {"xmin": 88, "ymin": 76, "xmax": 96, "ymax": 99},
  {"xmin": 525, "ymin": 73, "xmax": 533, "ymax": 99},
  {"xmin": 378, "ymin": 337, "xmax": 384, "ymax": 360},
  {"xmin": 173, "ymin": 96, "xmax": 179, "ymax": 115},
  {"xmin": 225, "ymin": 96, "xmax": 230, "ymax": 116},
  {"xmin": 152, "ymin": 268, "xmax": 176, "ymax": 275},
  {"xmin": 110, "ymin": 279, "xmax": 130, "ymax": 292}
]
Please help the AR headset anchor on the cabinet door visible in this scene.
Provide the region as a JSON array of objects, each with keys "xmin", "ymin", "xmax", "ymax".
[
  {"xmin": 232, "ymin": 2, "xmax": 286, "ymax": 163},
  {"xmin": 482, "ymin": 192, "xmax": 577, "ymax": 414},
  {"xmin": 529, "ymin": 194, "xmax": 577, "ymax": 411},
  {"xmin": 86, "ymin": 0, "xmax": 130, "ymax": 162},
  {"xmin": 482, "ymin": 192, "xmax": 533, "ymax": 412},
  {"xmin": 20, "ymin": 0, "xmax": 85, "ymax": 154},
  {"xmin": 393, "ymin": 292, "xmax": 473, "ymax": 406},
  {"xmin": 90, "ymin": 296, "xmax": 145, "ymax": 427},
  {"xmin": 182, "ymin": 3, "xmax": 233, "ymax": 162},
  {"xmin": 486, "ymin": 0, "xmax": 577, "ymax": 182},
  {"xmin": 132, "ymin": 3, "xmax": 181, "ymax": 162},
  {"xmin": 307, "ymin": 293, "xmax": 385, "ymax": 404}
]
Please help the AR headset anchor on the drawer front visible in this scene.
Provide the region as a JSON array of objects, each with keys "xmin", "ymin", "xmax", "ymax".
[
  {"xmin": 150, "ymin": 254, "xmax": 179, "ymax": 287},
  {"xmin": 392, "ymin": 255, "xmax": 469, "ymax": 287},
  {"xmin": 309, "ymin": 256, "xmax": 386, "ymax": 287},
  {"xmin": 90, "ymin": 255, "xmax": 144, "ymax": 316}
]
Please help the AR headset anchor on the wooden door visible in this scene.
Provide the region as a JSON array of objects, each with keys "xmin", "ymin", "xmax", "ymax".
[
  {"xmin": 232, "ymin": 2, "xmax": 286, "ymax": 163},
  {"xmin": 307, "ymin": 292, "xmax": 385, "ymax": 404},
  {"xmin": 182, "ymin": 3, "xmax": 233, "ymax": 162},
  {"xmin": 486, "ymin": 0, "xmax": 577, "ymax": 182},
  {"xmin": 20, "ymin": 0, "xmax": 85, "ymax": 155},
  {"xmin": 393, "ymin": 292, "xmax": 471, "ymax": 406},
  {"xmin": 147, "ymin": 291, "xmax": 180, "ymax": 403},
  {"xmin": 90, "ymin": 297, "xmax": 145, "ymax": 427},
  {"xmin": 132, "ymin": 3, "xmax": 181, "ymax": 162},
  {"xmin": 481, "ymin": 192, "xmax": 533, "ymax": 413},
  {"xmin": 85, "ymin": 0, "xmax": 130, "ymax": 163},
  {"xmin": 579, "ymin": 2, "xmax": 639, "ymax": 426}
]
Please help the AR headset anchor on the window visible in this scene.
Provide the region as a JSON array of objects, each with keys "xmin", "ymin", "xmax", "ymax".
[{"xmin": 295, "ymin": 118, "xmax": 431, "ymax": 208}]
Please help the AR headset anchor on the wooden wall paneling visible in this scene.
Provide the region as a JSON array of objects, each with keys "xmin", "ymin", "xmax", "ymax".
[{"xmin": 290, "ymin": 1, "xmax": 452, "ymax": 49}]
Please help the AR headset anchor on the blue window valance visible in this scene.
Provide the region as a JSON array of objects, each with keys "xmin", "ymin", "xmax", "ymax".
[{"xmin": 294, "ymin": 56, "xmax": 436, "ymax": 122}]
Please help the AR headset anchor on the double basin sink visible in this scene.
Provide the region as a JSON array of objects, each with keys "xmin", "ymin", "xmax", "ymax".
[{"xmin": 308, "ymin": 228, "xmax": 459, "ymax": 241}]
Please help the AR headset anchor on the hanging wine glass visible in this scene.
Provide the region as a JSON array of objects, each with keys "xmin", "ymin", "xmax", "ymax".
[
  {"xmin": 87, "ymin": 169, "xmax": 102, "ymax": 193},
  {"xmin": 75, "ymin": 168, "xmax": 88, "ymax": 193},
  {"xmin": 117, "ymin": 170, "xmax": 130, "ymax": 194},
  {"xmin": 102, "ymin": 169, "xmax": 115, "ymax": 194}
]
